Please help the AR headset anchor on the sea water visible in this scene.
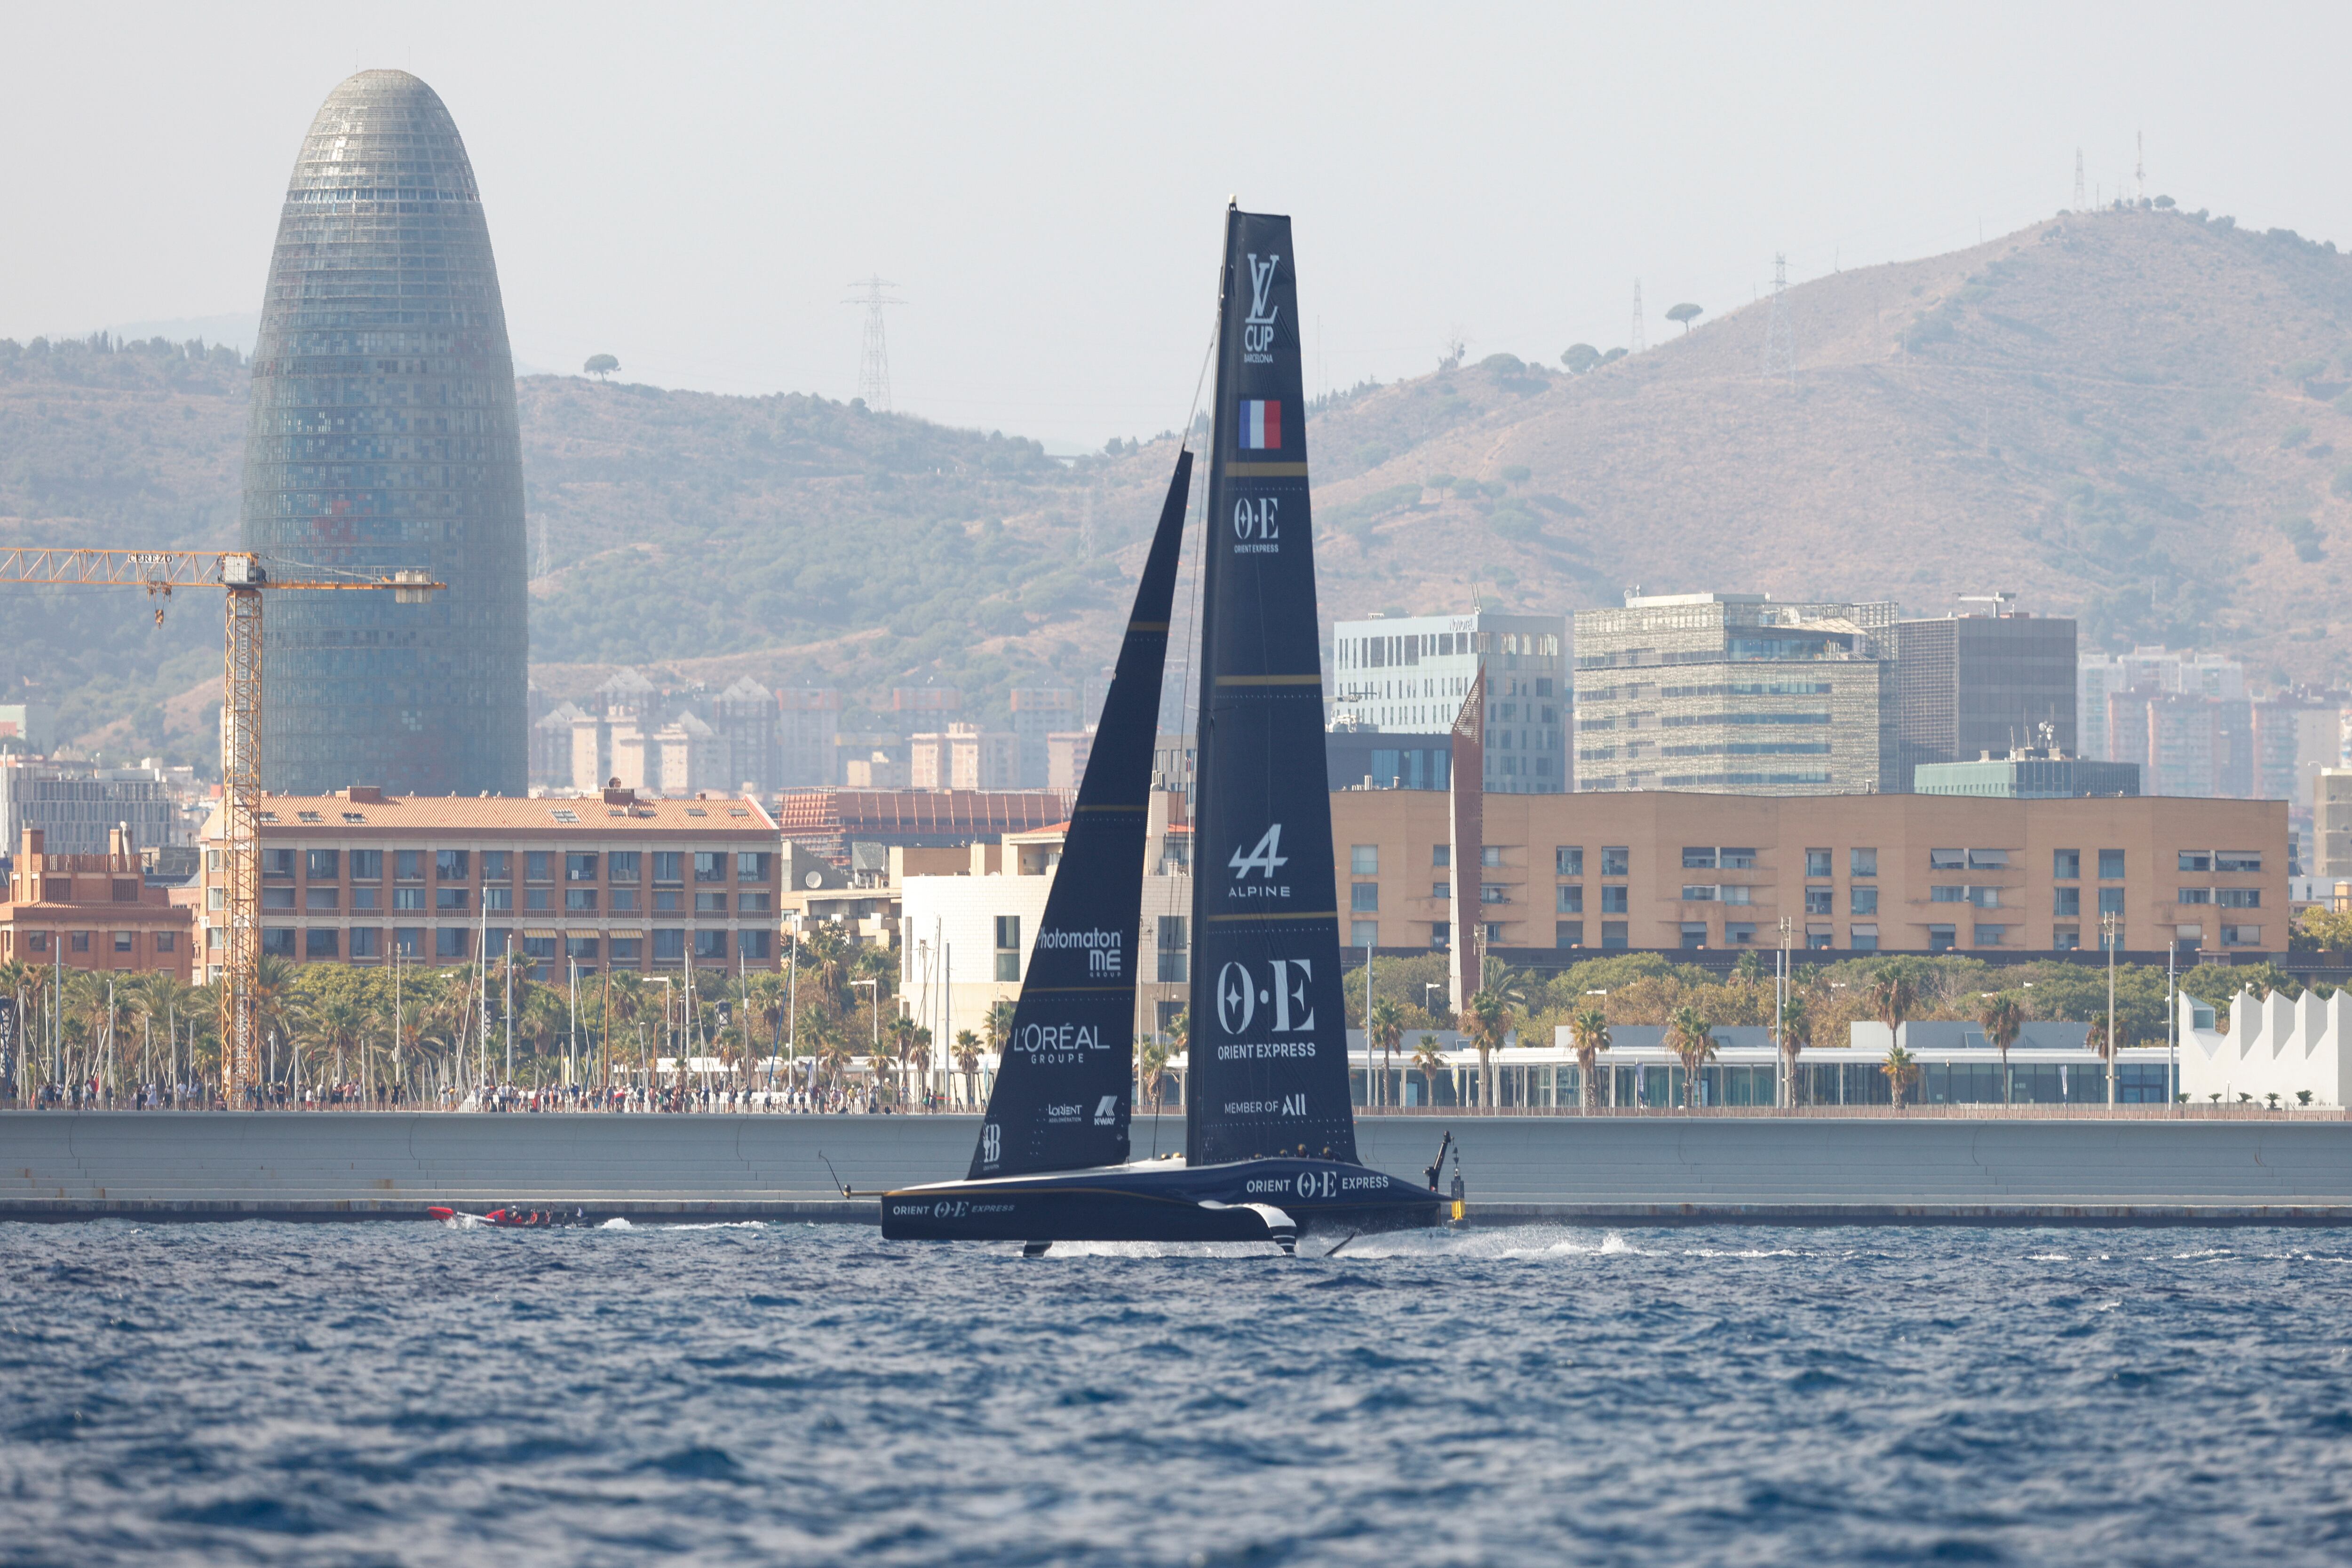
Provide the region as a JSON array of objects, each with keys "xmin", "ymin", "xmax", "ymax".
[{"xmin": 2, "ymin": 1222, "xmax": 2349, "ymax": 1566}]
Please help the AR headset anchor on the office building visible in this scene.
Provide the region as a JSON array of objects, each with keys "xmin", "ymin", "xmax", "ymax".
[
  {"xmin": 195, "ymin": 785, "xmax": 780, "ymax": 982},
  {"xmin": 0, "ymin": 758, "xmax": 183, "ymax": 857},
  {"xmin": 1913, "ymin": 752, "xmax": 2139, "ymax": 799},
  {"xmin": 0, "ymin": 704, "xmax": 52, "ymax": 752},
  {"xmin": 0, "ymin": 827, "xmax": 194, "ymax": 981},
  {"xmin": 2321, "ymin": 769, "xmax": 2352, "ymax": 878},
  {"xmin": 1891, "ymin": 610, "xmax": 2076, "ymax": 789},
  {"xmin": 1009, "ymin": 689, "xmax": 1081, "ymax": 787},
  {"xmin": 1328, "ymin": 786, "xmax": 2282, "ymax": 956},
  {"xmin": 778, "ymin": 688, "xmax": 842, "ymax": 786},
  {"xmin": 1573, "ymin": 593, "xmax": 1897, "ymax": 795},
  {"xmin": 1331, "ymin": 609, "xmax": 1568, "ymax": 793}
]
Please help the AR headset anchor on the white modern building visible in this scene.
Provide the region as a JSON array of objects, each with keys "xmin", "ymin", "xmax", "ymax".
[
  {"xmin": 2178, "ymin": 988, "xmax": 2352, "ymax": 1107},
  {"xmin": 1330, "ymin": 608, "xmax": 1570, "ymax": 793}
]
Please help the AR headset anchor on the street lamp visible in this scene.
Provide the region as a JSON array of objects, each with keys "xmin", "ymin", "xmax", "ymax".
[
  {"xmin": 851, "ymin": 977, "xmax": 880, "ymax": 1103},
  {"xmin": 650, "ymin": 975, "xmax": 675, "ymax": 1104}
]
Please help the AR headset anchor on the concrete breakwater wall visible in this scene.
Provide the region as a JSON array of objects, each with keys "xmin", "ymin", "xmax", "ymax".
[{"xmin": 7, "ymin": 1111, "xmax": 2352, "ymax": 1224}]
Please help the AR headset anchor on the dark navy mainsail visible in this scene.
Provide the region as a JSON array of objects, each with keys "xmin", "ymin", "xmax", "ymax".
[
  {"xmin": 969, "ymin": 453, "xmax": 1192, "ymax": 1179},
  {"xmin": 1186, "ymin": 208, "xmax": 1357, "ymax": 1168}
]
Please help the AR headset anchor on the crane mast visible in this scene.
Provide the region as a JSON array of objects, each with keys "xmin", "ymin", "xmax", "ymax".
[{"xmin": 0, "ymin": 547, "xmax": 439, "ymax": 1103}]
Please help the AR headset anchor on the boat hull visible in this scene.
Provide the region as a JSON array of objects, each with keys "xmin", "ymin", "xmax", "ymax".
[{"xmin": 880, "ymin": 1157, "xmax": 1442, "ymax": 1244}]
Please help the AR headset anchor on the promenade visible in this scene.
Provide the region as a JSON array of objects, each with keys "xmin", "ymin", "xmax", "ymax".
[{"xmin": 8, "ymin": 1110, "xmax": 2352, "ymax": 1225}]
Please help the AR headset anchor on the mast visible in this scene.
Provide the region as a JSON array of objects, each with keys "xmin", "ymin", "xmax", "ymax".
[
  {"xmin": 966, "ymin": 453, "xmax": 1194, "ymax": 1178},
  {"xmin": 1185, "ymin": 207, "xmax": 1357, "ymax": 1167}
]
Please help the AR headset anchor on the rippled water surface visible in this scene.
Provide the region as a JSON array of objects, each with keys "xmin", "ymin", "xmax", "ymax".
[{"xmin": 3, "ymin": 1221, "xmax": 2351, "ymax": 1566}]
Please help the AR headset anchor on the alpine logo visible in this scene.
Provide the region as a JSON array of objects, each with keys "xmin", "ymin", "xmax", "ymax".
[
  {"xmin": 1243, "ymin": 253, "xmax": 1281, "ymax": 364},
  {"xmin": 1093, "ymin": 1095, "xmax": 1119, "ymax": 1126},
  {"xmin": 1229, "ymin": 824, "xmax": 1287, "ymax": 879}
]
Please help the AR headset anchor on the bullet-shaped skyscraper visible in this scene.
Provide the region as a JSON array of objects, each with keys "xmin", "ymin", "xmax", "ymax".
[{"xmin": 241, "ymin": 70, "xmax": 527, "ymax": 796}]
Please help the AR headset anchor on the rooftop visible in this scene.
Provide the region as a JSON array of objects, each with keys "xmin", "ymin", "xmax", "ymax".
[{"xmin": 200, "ymin": 788, "xmax": 777, "ymax": 837}]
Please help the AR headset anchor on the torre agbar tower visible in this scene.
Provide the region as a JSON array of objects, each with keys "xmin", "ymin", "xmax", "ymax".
[{"xmin": 241, "ymin": 70, "xmax": 527, "ymax": 797}]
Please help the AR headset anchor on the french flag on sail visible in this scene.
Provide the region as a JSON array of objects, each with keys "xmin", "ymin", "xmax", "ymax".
[{"xmin": 1239, "ymin": 399, "xmax": 1282, "ymax": 451}]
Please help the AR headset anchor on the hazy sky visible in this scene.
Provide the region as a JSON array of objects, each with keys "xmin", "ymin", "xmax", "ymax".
[{"xmin": 7, "ymin": 2, "xmax": 2350, "ymax": 450}]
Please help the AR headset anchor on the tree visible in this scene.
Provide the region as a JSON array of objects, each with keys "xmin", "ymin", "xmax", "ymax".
[
  {"xmin": 1882, "ymin": 1044, "xmax": 1918, "ymax": 1110},
  {"xmin": 1977, "ymin": 993, "xmax": 2026, "ymax": 1106},
  {"xmin": 1666, "ymin": 302, "xmax": 1703, "ymax": 335},
  {"xmin": 953, "ymin": 1029, "xmax": 983, "ymax": 1107},
  {"xmin": 1412, "ymin": 1033, "xmax": 1448, "ymax": 1109},
  {"xmin": 1666, "ymin": 1004, "xmax": 1717, "ymax": 1108},
  {"xmin": 1560, "ymin": 343, "xmax": 1600, "ymax": 373},
  {"xmin": 2292, "ymin": 906, "xmax": 2352, "ymax": 951},
  {"xmin": 1867, "ymin": 964, "xmax": 1916, "ymax": 1047},
  {"xmin": 1464, "ymin": 989, "xmax": 1513, "ymax": 1110},
  {"xmin": 2086, "ymin": 1011, "xmax": 2122, "ymax": 1101},
  {"xmin": 1367, "ymin": 998, "xmax": 1405, "ymax": 1108},
  {"xmin": 1778, "ymin": 995, "xmax": 1811, "ymax": 1107},
  {"xmin": 583, "ymin": 354, "xmax": 619, "ymax": 380},
  {"xmin": 1136, "ymin": 1035, "xmax": 1172, "ymax": 1113},
  {"xmin": 1569, "ymin": 1006, "xmax": 1610, "ymax": 1111}
]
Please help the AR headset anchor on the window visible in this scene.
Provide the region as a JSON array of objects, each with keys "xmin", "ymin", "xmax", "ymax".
[
  {"xmin": 1802, "ymin": 887, "xmax": 1830, "ymax": 916},
  {"xmin": 348, "ymin": 929, "xmax": 378, "ymax": 958},
  {"xmin": 695, "ymin": 852, "xmax": 727, "ymax": 883},
  {"xmin": 1601, "ymin": 847, "xmax": 1629, "ymax": 876},
  {"xmin": 1351, "ymin": 919, "xmax": 1379, "ymax": 947},
  {"xmin": 154, "ymin": 932, "xmax": 175, "ymax": 953},
  {"xmin": 350, "ymin": 849, "xmax": 382, "ymax": 881},
  {"xmin": 2178, "ymin": 851, "xmax": 2212, "ymax": 872},
  {"xmin": 694, "ymin": 930, "xmax": 729, "ymax": 960},
  {"xmin": 2097, "ymin": 887, "xmax": 2125, "ymax": 915},
  {"xmin": 1351, "ymin": 883, "xmax": 1380, "ymax": 912},
  {"xmin": 652, "ymin": 853, "xmax": 683, "ymax": 884},
  {"xmin": 263, "ymin": 849, "xmax": 295, "ymax": 880},
  {"xmin": 1158, "ymin": 918, "xmax": 1188, "ymax": 983},
  {"xmin": 521, "ymin": 936, "xmax": 557, "ymax": 968},
  {"xmin": 2053, "ymin": 928, "xmax": 2080, "ymax": 951},
  {"xmin": 305, "ymin": 849, "xmax": 338, "ymax": 880},
  {"xmin": 2055, "ymin": 887, "xmax": 2081, "ymax": 916},
  {"xmin": 1556, "ymin": 921, "xmax": 1583, "ymax": 948},
  {"xmin": 695, "ymin": 891, "xmax": 727, "ymax": 915},
  {"xmin": 527, "ymin": 851, "xmax": 553, "ymax": 882},
  {"xmin": 2216, "ymin": 851, "xmax": 2261, "ymax": 872},
  {"xmin": 1973, "ymin": 925, "xmax": 2006, "ymax": 946},
  {"xmin": 111, "ymin": 930, "xmax": 132, "ymax": 952},
  {"xmin": 435, "ymin": 887, "xmax": 467, "ymax": 911},
  {"xmin": 305, "ymin": 887, "xmax": 338, "ymax": 911},
  {"xmin": 480, "ymin": 852, "xmax": 509, "ymax": 882},
  {"xmin": 737, "ymin": 852, "xmax": 771, "ymax": 882},
  {"xmin": 1931, "ymin": 886, "xmax": 1967, "ymax": 903},
  {"xmin": 1721, "ymin": 885, "xmax": 1752, "ymax": 906},
  {"xmin": 394, "ymin": 928, "xmax": 423, "ymax": 958},
  {"xmin": 2217, "ymin": 888, "xmax": 2261, "ymax": 909},
  {"xmin": 1683, "ymin": 847, "xmax": 1718, "ymax": 870},
  {"xmin": 1351, "ymin": 845, "xmax": 1380, "ymax": 875},
  {"xmin": 436, "ymin": 850, "xmax": 469, "ymax": 880},
  {"xmin": 207, "ymin": 887, "xmax": 227, "ymax": 912},
  {"xmin": 1557, "ymin": 885, "xmax": 1583, "ymax": 913},
  {"xmin": 608, "ymin": 851, "xmax": 640, "ymax": 883},
  {"xmin": 393, "ymin": 888, "xmax": 425, "ymax": 911},
  {"xmin": 652, "ymin": 929, "xmax": 685, "ymax": 962},
  {"xmin": 435, "ymin": 929, "xmax": 469, "ymax": 959},
  {"xmin": 1680, "ymin": 922, "xmax": 1709, "ymax": 949},
  {"xmin": 483, "ymin": 887, "xmax": 513, "ymax": 912},
  {"xmin": 263, "ymin": 887, "xmax": 295, "ymax": 911},
  {"xmin": 567, "ymin": 853, "xmax": 598, "ymax": 882},
  {"xmin": 1481, "ymin": 846, "xmax": 1504, "ymax": 868},
  {"xmin": 1479, "ymin": 885, "xmax": 1508, "ymax": 905},
  {"xmin": 2177, "ymin": 888, "xmax": 2211, "ymax": 906},
  {"xmin": 261, "ymin": 928, "xmax": 294, "ymax": 956},
  {"xmin": 655, "ymin": 890, "xmax": 682, "ymax": 913},
  {"xmin": 1928, "ymin": 924, "xmax": 1957, "ymax": 953},
  {"xmin": 1968, "ymin": 849, "xmax": 2007, "ymax": 870},
  {"xmin": 2098, "ymin": 849, "xmax": 2125, "ymax": 880},
  {"xmin": 2054, "ymin": 849, "xmax": 2080, "ymax": 880},
  {"xmin": 738, "ymin": 892, "xmax": 771, "ymax": 914},
  {"xmin": 1432, "ymin": 844, "xmax": 1451, "ymax": 868},
  {"xmin": 610, "ymin": 888, "xmax": 636, "ymax": 913},
  {"xmin": 995, "ymin": 916, "xmax": 1021, "ymax": 982},
  {"xmin": 1720, "ymin": 847, "xmax": 1757, "ymax": 870},
  {"xmin": 1929, "ymin": 848, "xmax": 1965, "ymax": 871},
  {"xmin": 1432, "ymin": 923, "xmax": 1451, "ymax": 949},
  {"xmin": 1969, "ymin": 887, "xmax": 2001, "ymax": 909},
  {"xmin": 1601, "ymin": 886, "xmax": 1629, "ymax": 914},
  {"xmin": 1849, "ymin": 924, "xmax": 1878, "ymax": 953},
  {"xmin": 567, "ymin": 889, "xmax": 598, "ymax": 913},
  {"xmin": 1805, "ymin": 849, "xmax": 1832, "ymax": 879},
  {"xmin": 1483, "ymin": 923, "xmax": 1504, "ymax": 943},
  {"xmin": 739, "ymin": 931, "xmax": 772, "ymax": 961},
  {"xmin": 306, "ymin": 928, "xmax": 339, "ymax": 959},
  {"xmin": 1849, "ymin": 887, "xmax": 1877, "ymax": 915},
  {"xmin": 1682, "ymin": 885, "xmax": 1719, "ymax": 902},
  {"xmin": 1726, "ymin": 922, "xmax": 1757, "ymax": 944},
  {"xmin": 396, "ymin": 850, "xmax": 423, "ymax": 881},
  {"xmin": 1601, "ymin": 921, "xmax": 1628, "ymax": 950},
  {"xmin": 1851, "ymin": 847, "xmax": 1877, "ymax": 878},
  {"xmin": 566, "ymin": 935, "xmax": 601, "ymax": 963},
  {"xmin": 1555, "ymin": 847, "xmax": 1583, "ymax": 876},
  {"xmin": 2223, "ymin": 924, "xmax": 2263, "ymax": 946}
]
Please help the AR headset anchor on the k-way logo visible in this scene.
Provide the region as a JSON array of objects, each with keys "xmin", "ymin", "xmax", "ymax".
[
  {"xmin": 1216, "ymin": 958, "xmax": 1315, "ymax": 1035},
  {"xmin": 1243, "ymin": 253, "xmax": 1280, "ymax": 364},
  {"xmin": 1093, "ymin": 1095, "xmax": 1119, "ymax": 1126}
]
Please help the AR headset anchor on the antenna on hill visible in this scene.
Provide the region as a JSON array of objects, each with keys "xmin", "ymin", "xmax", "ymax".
[
  {"xmin": 2135, "ymin": 132, "xmax": 2145, "ymax": 203},
  {"xmin": 533, "ymin": 515, "xmax": 549, "ymax": 583},
  {"xmin": 1629, "ymin": 280, "xmax": 1646, "ymax": 355},
  {"xmin": 2073, "ymin": 149, "xmax": 2087, "ymax": 212},
  {"xmin": 1761, "ymin": 253, "xmax": 1796, "ymax": 383},
  {"xmin": 1079, "ymin": 487, "xmax": 1096, "ymax": 558},
  {"xmin": 842, "ymin": 275, "xmax": 904, "ymax": 412}
]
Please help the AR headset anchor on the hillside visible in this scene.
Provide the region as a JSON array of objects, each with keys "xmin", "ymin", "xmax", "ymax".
[{"xmin": 4, "ymin": 204, "xmax": 2350, "ymax": 768}]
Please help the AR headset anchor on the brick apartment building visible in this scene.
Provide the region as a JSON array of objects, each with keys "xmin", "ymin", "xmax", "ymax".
[
  {"xmin": 0, "ymin": 827, "xmax": 194, "ymax": 981},
  {"xmin": 196, "ymin": 786, "xmax": 782, "ymax": 982},
  {"xmin": 1328, "ymin": 789, "xmax": 2287, "ymax": 956}
]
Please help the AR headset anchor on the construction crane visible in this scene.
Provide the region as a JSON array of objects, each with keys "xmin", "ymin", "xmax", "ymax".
[{"xmin": 0, "ymin": 547, "xmax": 441, "ymax": 1103}]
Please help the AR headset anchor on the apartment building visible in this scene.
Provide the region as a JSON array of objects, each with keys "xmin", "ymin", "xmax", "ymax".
[
  {"xmin": 1009, "ymin": 688, "xmax": 1081, "ymax": 787},
  {"xmin": 0, "ymin": 757, "xmax": 184, "ymax": 857},
  {"xmin": 195, "ymin": 786, "xmax": 782, "ymax": 982},
  {"xmin": 2321, "ymin": 769, "xmax": 2352, "ymax": 878},
  {"xmin": 1328, "ymin": 788, "xmax": 2286, "ymax": 956},
  {"xmin": 910, "ymin": 724, "xmax": 1017, "ymax": 790},
  {"xmin": 1573, "ymin": 593, "xmax": 1898, "ymax": 795},
  {"xmin": 0, "ymin": 827, "xmax": 193, "ymax": 981},
  {"xmin": 1330, "ymin": 609, "xmax": 1569, "ymax": 793},
  {"xmin": 778, "ymin": 688, "xmax": 842, "ymax": 787}
]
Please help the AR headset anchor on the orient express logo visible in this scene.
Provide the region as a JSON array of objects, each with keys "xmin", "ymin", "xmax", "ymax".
[
  {"xmin": 1243, "ymin": 253, "xmax": 1280, "ymax": 364},
  {"xmin": 1215, "ymin": 958, "xmax": 1316, "ymax": 1035},
  {"xmin": 1232, "ymin": 496, "xmax": 1280, "ymax": 555}
]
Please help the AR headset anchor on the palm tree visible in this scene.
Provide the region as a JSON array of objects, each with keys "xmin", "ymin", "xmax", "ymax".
[
  {"xmin": 2087, "ymin": 1011, "xmax": 2122, "ymax": 1102},
  {"xmin": 1464, "ymin": 989, "xmax": 1513, "ymax": 1111},
  {"xmin": 1977, "ymin": 992, "xmax": 2026, "ymax": 1107},
  {"xmin": 985, "ymin": 997, "xmax": 1018, "ymax": 1056},
  {"xmin": 1367, "ymin": 998, "xmax": 1405, "ymax": 1109},
  {"xmin": 1867, "ymin": 964, "xmax": 1916, "ymax": 1053},
  {"xmin": 1883, "ymin": 1043, "xmax": 1918, "ymax": 1110},
  {"xmin": 1568, "ymin": 1006, "xmax": 1610, "ymax": 1111},
  {"xmin": 1777, "ymin": 995, "xmax": 1811, "ymax": 1108},
  {"xmin": 1136, "ymin": 1035, "xmax": 1172, "ymax": 1113},
  {"xmin": 1666, "ymin": 1004, "xmax": 1717, "ymax": 1109},
  {"xmin": 1411, "ymin": 1033, "xmax": 1447, "ymax": 1109},
  {"xmin": 953, "ymin": 1029, "xmax": 983, "ymax": 1107}
]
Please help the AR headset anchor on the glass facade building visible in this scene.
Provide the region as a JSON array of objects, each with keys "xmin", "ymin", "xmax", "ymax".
[{"xmin": 241, "ymin": 70, "xmax": 527, "ymax": 797}]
